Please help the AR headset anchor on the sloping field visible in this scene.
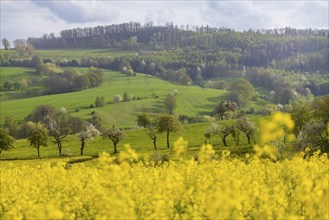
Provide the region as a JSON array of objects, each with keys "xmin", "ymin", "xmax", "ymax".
[
  {"xmin": 0, "ymin": 69, "xmax": 227, "ymax": 127},
  {"xmin": 35, "ymin": 48, "xmax": 136, "ymax": 60}
]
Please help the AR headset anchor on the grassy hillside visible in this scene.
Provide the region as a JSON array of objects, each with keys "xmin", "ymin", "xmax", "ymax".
[
  {"xmin": 0, "ymin": 69, "xmax": 228, "ymax": 127},
  {"xmin": 0, "ymin": 67, "xmax": 44, "ymax": 100},
  {"xmin": 35, "ymin": 48, "xmax": 137, "ymax": 60},
  {"xmin": 0, "ymin": 67, "xmax": 36, "ymax": 82}
]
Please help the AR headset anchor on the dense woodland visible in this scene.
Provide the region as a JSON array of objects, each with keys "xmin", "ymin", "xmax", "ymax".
[{"xmin": 25, "ymin": 23, "xmax": 328, "ymax": 72}]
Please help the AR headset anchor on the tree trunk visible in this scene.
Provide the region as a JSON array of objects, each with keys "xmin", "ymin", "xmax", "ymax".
[
  {"xmin": 222, "ymin": 136, "xmax": 227, "ymax": 146},
  {"xmin": 37, "ymin": 147, "xmax": 40, "ymax": 158},
  {"xmin": 80, "ymin": 139, "xmax": 85, "ymax": 155},
  {"xmin": 153, "ymin": 137, "xmax": 157, "ymax": 150},
  {"xmin": 167, "ymin": 129, "xmax": 170, "ymax": 148},
  {"xmin": 57, "ymin": 141, "xmax": 62, "ymax": 156},
  {"xmin": 235, "ymin": 138, "xmax": 240, "ymax": 146},
  {"xmin": 246, "ymin": 134, "xmax": 251, "ymax": 145},
  {"xmin": 114, "ymin": 143, "xmax": 117, "ymax": 153}
]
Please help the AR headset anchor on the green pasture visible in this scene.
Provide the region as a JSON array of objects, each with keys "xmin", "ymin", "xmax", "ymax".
[
  {"xmin": 0, "ymin": 67, "xmax": 44, "ymax": 100},
  {"xmin": 0, "ymin": 69, "xmax": 227, "ymax": 127},
  {"xmin": 35, "ymin": 48, "xmax": 138, "ymax": 60},
  {"xmin": 0, "ymin": 67, "xmax": 36, "ymax": 82}
]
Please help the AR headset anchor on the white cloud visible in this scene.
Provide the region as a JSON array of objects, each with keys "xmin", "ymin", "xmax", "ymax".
[
  {"xmin": 202, "ymin": 1, "xmax": 272, "ymax": 30},
  {"xmin": 202, "ymin": 0, "xmax": 328, "ymax": 30},
  {"xmin": 32, "ymin": 0, "xmax": 119, "ymax": 23},
  {"xmin": 1, "ymin": 1, "xmax": 62, "ymax": 43},
  {"xmin": 289, "ymin": 1, "xmax": 329, "ymax": 29}
]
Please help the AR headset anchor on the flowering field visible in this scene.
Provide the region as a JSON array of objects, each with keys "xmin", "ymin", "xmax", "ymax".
[
  {"xmin": 1, "ymin": 142, "xmax": 328, "ymax": 219},
  {"xmin": 1, "ymin": 113, "xmax": 328, "ymax": 219}
]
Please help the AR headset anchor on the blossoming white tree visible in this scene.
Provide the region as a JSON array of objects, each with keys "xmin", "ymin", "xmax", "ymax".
[{"xmin": 78, "ymin": 124, "xmax": 100, "ymax": 155}]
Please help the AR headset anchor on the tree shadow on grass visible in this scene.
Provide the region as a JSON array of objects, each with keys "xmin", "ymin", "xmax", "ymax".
[{"xmin": 135, "ymin": 100, "xmax": 163, "ymax": 114}]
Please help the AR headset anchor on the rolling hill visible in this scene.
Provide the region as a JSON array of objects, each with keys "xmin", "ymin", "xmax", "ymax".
[{"xmin": 0, "ymin": 68, "xmax": 229, "ymax": 128}]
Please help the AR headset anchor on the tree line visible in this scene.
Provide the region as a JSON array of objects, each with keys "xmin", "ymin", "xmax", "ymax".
[{"xmin": 22, "ymin": 23, "xmax": 328, "ymax": 72}]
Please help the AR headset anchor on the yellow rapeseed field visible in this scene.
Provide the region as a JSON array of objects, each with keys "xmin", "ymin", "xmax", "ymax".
[{"xmin": 1, "ymin": 113, "xmax": 328, "ymax": 219}]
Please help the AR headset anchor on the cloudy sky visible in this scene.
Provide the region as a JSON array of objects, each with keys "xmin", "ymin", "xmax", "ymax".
[{"xmin": 1, "ymin": 0, "xmax": 328, "ymax": 46}]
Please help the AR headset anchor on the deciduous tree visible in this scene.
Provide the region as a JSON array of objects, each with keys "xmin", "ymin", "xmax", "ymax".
[
  {"xmin": 218, "ymin": 124, "xmax": 231, "ymax": 146},
  {"xmin": 230, "ymin": 125, "xmax": 241, "ymax": 146},
  {"xmin": 204, "ymin": 123, "xmax": 219, "ymax": 144},
  {"xmin": 44, "ymin": 112, "xmax": 71, "ymax": 156},
  {"xmin": 2, "ymin": 38, "xmax": 10, "ymax": 50},
  {"xmin": 313, "ymin": 95, "xmax": 329, "ymax": 123},
  {"xmin": 3, "ymin": 115, "xmax": 18, "ymax": 136},
  {"xmin": 291, "ymin": 101, "xmax": 313, "ymax": 135},
  {"xmin": 137, "ymin": 113, "xmax": 152, "ymax": 128},
  {"xmin": 236, "ymin": 116, "xmax": 256, "ymax": 145},
  {"xmin": 25, "ymin": 105, "xmax": 56, "ymax": 123},
  {"xmin": 95, "ymin": 96, "xmax": 105, "ymax": 107},
  {"xmin": 78, "ymin": 124, "xmax": 100, "ymax": 155},
  {"xmin": 113, "ymin": 94, "xmax": 122, "ymax": 102},
  {"xmin": 0, "ymin": 128, "xmax": 15, "ymax": 154},
  {"xmin": 27, "ymin": 122, "xmax": 48, "ymax": 158},
  {"xmin": 14, "ymin": 39, "xmax": 35, "ymax": 57},
  {"xmin": 164, "ymin": 94, "xmax": 177, "ymax": 115},
  {"xmin": 123, "ymin": 91, "xmax": 133, "ymax": 101},
  {"xmin": 148, "ymin": 127, "xmax": 158, "ymax": 150},
  {"xmin": 214, "ymin": 100, "xmax": 238, "ymax": 120},
  {"xmin": 102, "ymin": 126, "xmax": 126, "ymax": 153},
  {"xmin": 229, "ymin": 78, "xmax": 254, "ymax": 106},
  {"xmin": 295, "ymin": 122, "xmax": 329, "ymax": 153},
  {"xmin": 157, "ymin": 114, "xmax": 181, "ymax": 148}
]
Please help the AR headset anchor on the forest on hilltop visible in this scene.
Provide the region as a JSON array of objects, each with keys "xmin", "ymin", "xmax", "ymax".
[{"xmin": 26, "ymin": 23, "xmax": 328, "ymax": 72}]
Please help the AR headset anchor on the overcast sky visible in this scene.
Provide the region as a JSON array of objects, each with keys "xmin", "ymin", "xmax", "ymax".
[{"xmin": 1, "ymin": 0, "xmax": 328, "ymax": 47}]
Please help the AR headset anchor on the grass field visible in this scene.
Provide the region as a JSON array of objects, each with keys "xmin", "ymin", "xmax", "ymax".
[
  {"xmin": 0, "ymin": 67, "xmax": 44, "ymax": 100},
  {"xmin": 35, "ymin": 48, "xmax": 138, "ymax": 60},
  {"xmin": 0, "ymin": 67, "xmax": 36, "ymax": 82},
  {"xmin": 0, "ymin": 48, "xmax": 137, "ymax": 60},
  {"xmin": 0, "ymin": 68, "xmax": 229, "ymax": 127}
]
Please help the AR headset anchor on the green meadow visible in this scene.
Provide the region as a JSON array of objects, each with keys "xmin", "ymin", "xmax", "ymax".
[
  {"xmin": 0, "ymin": 67, "xmax": 36, "ymax": 82},
  {"xmin": 0, "ymin": 68, "xmax": 228, "ymax": 127},
  {"xmin": 35, "ymin": 48, "xmax": 137, "ymax": 60}
]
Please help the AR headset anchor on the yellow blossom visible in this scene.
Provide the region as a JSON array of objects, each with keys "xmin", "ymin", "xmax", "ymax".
[{"xmin": 173, "ymin": 137, "xmax": 188, "ymax": 160}]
